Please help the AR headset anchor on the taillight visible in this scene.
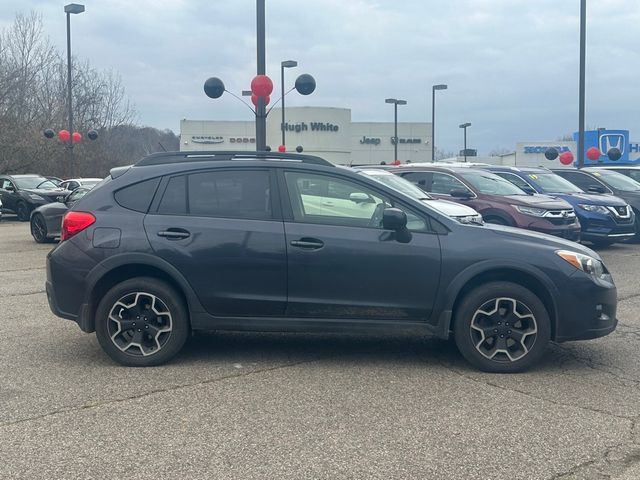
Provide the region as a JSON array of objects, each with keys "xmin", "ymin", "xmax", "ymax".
[{"xmin": 61, "ymin": 211, "xmax": 96, "ymax": 241}]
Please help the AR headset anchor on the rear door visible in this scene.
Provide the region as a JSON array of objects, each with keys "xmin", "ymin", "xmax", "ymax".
[
  {"xmin": 279, "ymin": 168, "xmax": 442, "ymax": 321},
  {"xmin": 144, "ymin": 168, "xmax": 287, "ymax": 317}
]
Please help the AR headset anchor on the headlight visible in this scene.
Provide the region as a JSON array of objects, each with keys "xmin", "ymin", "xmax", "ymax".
[
  {"xmin": 556, "ymin": 250, "xmax": 605, "ymax": 277},
  {"xmin": 514, "ymin": 205, "xmax": 546, "ymax": 217},
  {"xmin": 28, "ymin": 194, "xmax": 45, "ymax": 201},
  {"xmin": 456, "ymin": 214, "xmax": 484, "ymax": 225},
  {"xmin": 577, "ymin": 204, "xmax": 609, "ymax": 215}
]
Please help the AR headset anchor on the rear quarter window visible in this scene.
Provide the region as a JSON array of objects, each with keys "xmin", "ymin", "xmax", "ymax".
[{"xmin": 114, "ymin": 178, "xmax": 161, "ymax": 213}]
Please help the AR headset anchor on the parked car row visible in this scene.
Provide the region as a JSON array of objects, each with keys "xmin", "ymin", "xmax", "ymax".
[
  {"xmin": 0, "ymin": 174, "xmax": 101, "ymax": 228},
  {"xmin": 45, "ymin": 151, "xmax": 618, "ymax": 374},
  {"xmin": 370, "ymin": 163, "xmax": 640, "ymax": 247}
]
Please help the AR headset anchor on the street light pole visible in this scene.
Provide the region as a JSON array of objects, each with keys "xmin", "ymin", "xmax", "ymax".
[
  {"xmin": 577, "ymin": 0, "xmax": 586, "ymax": 169},
  {"xmin": 256, "ymin": 0, "xmax": 266, "ymax": 151},
  {"xmin": 64, "ymin": 3, "xmax": 84, "ymax": 176},
  {"xmin": 385, "ymin": 98, "xmax": 407, "ymax": 163},
  {"xmin": 459, "ymin": 122, "xmax": 471, "ymax": 162},
  {"xmin": 431, "ymin": 84, "xmax": 447, "ymax": 162},
  {"xmin": 280, "ymin": 60, "xmax": 297, "ymax": 148}
]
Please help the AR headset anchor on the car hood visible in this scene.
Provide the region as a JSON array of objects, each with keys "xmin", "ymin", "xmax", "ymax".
[
  {"xmin": 422, "ymin": 198, "xmax": 479, "ymax": 217},
  {"xmin": 23, "ymin": 188, "xmax": 67, "ymax": 198},
  {"xmin": 500, "ymin": 194, "xmax": 572, "ymax": 209},
  {"xmin": 551, "ymin": 192, "xmax": 628, "ymax": 206},
  {"xmin": 484, "ymin": 223, "xmax": 599, "ymax": 257}
]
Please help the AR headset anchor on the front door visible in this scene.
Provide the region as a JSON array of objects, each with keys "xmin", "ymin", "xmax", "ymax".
[
  {"xmin": 144, "ymin": 168, "xmax": 287, "ymax": 317},
  {"xmin": 280, "ymin": 169, "xmax": 441, "ymax": 321}
]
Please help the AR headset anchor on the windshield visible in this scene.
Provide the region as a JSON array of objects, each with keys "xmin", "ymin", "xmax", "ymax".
[
  {"xmin": 459, "ymin": 171, "xmax": 526, "ymax": 196},
  {"xmin": 590, "ymin": 169, "xmax": 640, "ymax": 192},
  {"xmin": 361, "ymin": 171, "xmax": 432, "ymax": 200},
  {"xmin": 528, "ymin": 173, "xmax": 583, "ymax": 194},
  {"xmin": 14, "ymin": 177, "xmax": 57, "ymax": 190}
]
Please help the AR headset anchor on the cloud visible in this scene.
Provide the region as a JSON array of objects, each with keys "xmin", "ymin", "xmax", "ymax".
[{"xmin": 1, "ymin": 0, "xmax": 639, "ymax": 154}]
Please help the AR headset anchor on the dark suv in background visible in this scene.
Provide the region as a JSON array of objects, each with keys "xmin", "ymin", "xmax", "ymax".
[
  {"xmin": 46, "ymin": 152, "xmax": 617, "ymax": 373},
  {"xmin": 387, "ymin": 165, "xmax": 581, "ymax": 240},
  {"xmin": 553, "ymin": 167, "xmax": 640, "ymax": 241},
  {"xmin": 0, "ymin": 174, "xmax": 67, "ymax": 221},
  {"xmin": 485, "ymin": 166, "xmax": 635, "ymax": 246}
]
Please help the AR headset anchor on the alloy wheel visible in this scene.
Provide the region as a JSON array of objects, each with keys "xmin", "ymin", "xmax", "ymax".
[
  {"xmin": 469, "ymin": 297, "xmax": 538, "ymax": 362},
  {"xmin": 107, "ymin": 292, "xmax": 173, "ymax": 357},
  {"xmin": 31, "ymin": 215, "xmax": 46, "ymax": 242}
]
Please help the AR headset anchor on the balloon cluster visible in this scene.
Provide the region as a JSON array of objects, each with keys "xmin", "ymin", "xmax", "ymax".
[
  {"xmin": 43, "ymin": 128, "xmax": 98, "ymax": 143},
  {"xmin": 545, "ymin": 145, "xmax": 622, "ymax": 165},
  {"xmin": 544, "ymin": 148, "xmax": 574, "ymax": 165}
]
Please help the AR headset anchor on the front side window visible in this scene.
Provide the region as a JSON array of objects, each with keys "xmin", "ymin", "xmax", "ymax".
[
  {"xmin": 430, "ymin": 173, "xmax": 472, "ymax": 195},
  {"xmin": 285, "ymin": 171, "xmax": 429, "ymax": 231},
  {"xmin": 558, "ymin": 172, "xmax": 609, "ymax": 192},
  {"xmin": 285, "ymin": 171, "xmax": 391, "ymax": 228},
  {"xmin": 458, "ymin": 171, "xmax": 525, "ymax": 196},
  {"xmin": 497, "ymin": 173, "xmax": 535, "ymax": 191},
  {"xmin": 589, "ymin": 169, "xmax": 640, "ymax": 192}
]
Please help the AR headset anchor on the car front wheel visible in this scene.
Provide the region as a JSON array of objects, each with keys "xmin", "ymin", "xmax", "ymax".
[
  {"xmin": 454, "ymin": 281, "xmax": 551, "ymax": 373},
  {"xmin": 95, "ymin": 277, "xmax": 189, "ymax": 366}
]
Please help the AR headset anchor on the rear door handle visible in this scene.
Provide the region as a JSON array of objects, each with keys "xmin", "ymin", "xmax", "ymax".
[
  {"xmin": 157, "ymin": 228, "xmax": 191, "ymax": 240},
  {"xmin": 290, "ymin": 238, "xmax": 324, "ymax": 250}
]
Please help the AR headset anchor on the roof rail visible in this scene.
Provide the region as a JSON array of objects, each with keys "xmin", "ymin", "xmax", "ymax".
[{"xmin": 135, "ymin": 150, "xmax": 333, "ymax": 167}]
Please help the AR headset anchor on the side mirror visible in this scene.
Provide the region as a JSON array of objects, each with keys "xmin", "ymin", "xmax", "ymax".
[
  {"xmin": 5, "ymin": 185, "xmax": 14, "ymax": 192},
  {"xmin": 56, "ymin": 195, "xmax": 66, "ymax": 202},
  {"xmin": 450, "ymin": 188, "xmax": 473, "ymax": 199},
  {"xmin": 382, "ymin": 208, "xmax": 407, "ymax": 230},
  {"xmin": 587, "ymin": 185, "xmax": 606, "ymax": 194},
  {"xmin": 349, "ymin": 192, "xmax": 373, "ymax": 203}
]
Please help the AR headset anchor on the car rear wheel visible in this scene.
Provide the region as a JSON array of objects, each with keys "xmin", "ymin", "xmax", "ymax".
[
  {"xmin": 16, "ymin": 202, "xmax": 29, "ymax": 221},
  {"xmin": 454, "ymin": 281, "xmax": 551, "ymax": 373},
  {"xmin": 30, "ymin": 213, "xmax": 52, "ymax": 243},
  {"xmin": 95, "ymin": 277, "xmax": 189, "ymax": 366}
]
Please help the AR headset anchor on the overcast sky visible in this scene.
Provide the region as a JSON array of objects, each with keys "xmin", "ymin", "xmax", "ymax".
[{"xmin": 1, "ymin": 0, "xmax": 638, "ymax": 155}]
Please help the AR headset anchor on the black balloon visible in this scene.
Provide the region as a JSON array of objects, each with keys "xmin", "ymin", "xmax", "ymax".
[
  {"xmin": 43, "ymin": 128, "xmax": 55, "ymax": 139},
  {"xmin": 296, "ymin": 145, "xmax": 303, "ymax": 153},
  {"xmin": 87, "ymin": 130, "xmax": 99, "ymax": 140},
  {"xmin": 294, "ymin": 74, "xmax": 316, "ymax": 95},
  {"xmin": 265, "ymin": 146, "xmax": 271, "ymax": 151},
  {"xmin": 204, "ymin": 77, "xmax": 225, "ymax": 99},
  {"xmin": 544, "ymin": 147, "xmax": 559, "ymax": 160},
  {"xmin": 607, "ymin": 147, "xmax": 622, "ymax": 161}
]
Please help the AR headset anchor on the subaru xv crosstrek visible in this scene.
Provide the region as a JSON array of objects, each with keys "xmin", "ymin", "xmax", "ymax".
[
  {"xmin": 387, "ymin": 165, "xmax": 581, "ymax": 240},
  {"xmin": 484, "ymin": 166, "xmax": 635, "ymax": 246},
  {"xmin": 46, "ymin": 151, "xmax": 617, "ymax": 373}
]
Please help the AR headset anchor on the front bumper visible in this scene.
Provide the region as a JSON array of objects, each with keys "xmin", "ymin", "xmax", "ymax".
[{"xmin": 554, "ymin": 271, "xmax": 618, "ymax": 342}]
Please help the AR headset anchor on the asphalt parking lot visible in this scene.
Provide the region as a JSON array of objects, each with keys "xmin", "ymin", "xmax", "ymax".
[{"xmin": 2, "ymin": 218, "xmax": 640, "ymax": 479}]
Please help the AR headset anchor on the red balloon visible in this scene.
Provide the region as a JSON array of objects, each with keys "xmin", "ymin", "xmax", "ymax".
[
  {"xmin": 278, "ymin": 145, "xmax": 286, "ymax": 152},
  {"xmin": 586, "ymin": 147, "xmax": 600, "ymax": 161},
  {"xmin": 251, "ymin": 94, "xmax": 270, "ymax": 106},
  {"xmin": 559, "ymin": 151, "xmax": 574, "ymax": 165},
  {"xmin": 391, "ymin": 159, "xmax": 401, "ymax": 166},
  {"xmin": 72, "ymin": 132, "xmax": 82, "ymax": 143},
  {"xmin": 58, "ymin": 129, "xmax": 70, "ymax": 142},
  {"xmin": 251, "ymin": 75, "xmax": 273, "ymax": 97}
]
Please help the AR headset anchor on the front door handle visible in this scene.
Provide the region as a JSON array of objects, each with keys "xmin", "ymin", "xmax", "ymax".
[
  {"xmin": 157, "ymin": 228, "xmax": 191, "ymax": 240},
  {"xmin": 290, "ymin": 238, "xmax": 324, "ymax": 250}
]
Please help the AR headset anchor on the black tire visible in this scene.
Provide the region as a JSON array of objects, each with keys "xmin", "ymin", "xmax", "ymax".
[
  {"xmin": 30, "ymin": 213, "xmax": 52, "ymax": 243},
  {"xmin": 484, "ymin": 216, "xmax": 509, "ymax": 226},
  {"xmin": 16, "ymin": 202, "xmax": 30, "ymax": 221},
  {"xmin": 453, "ymin": 281, "xmax": 551, "ymax": 373},
  {"xmin": 95, "ymin": 277, "xmax": 190, "ymax": 366}
]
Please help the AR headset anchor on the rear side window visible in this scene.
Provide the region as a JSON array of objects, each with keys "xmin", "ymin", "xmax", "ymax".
[
  {"xmin": 156, "ymin": 170, "xmax": 272, "ymax": 220},
  {"xmin": 114, "ymin": 178, "xmax": 161, "ymax": 213},
  {"xmin": 158, "ymin": 176, "xmax": 187, "ymax": 215},
  {"xmin": 188, "ymin": 170, "xmax": 271, "ymax": 219}
]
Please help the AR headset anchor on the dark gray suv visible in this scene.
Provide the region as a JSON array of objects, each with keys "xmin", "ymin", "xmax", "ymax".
[{"xmin": 46, "ymin": 152, "xmax": 618, "ymax": 372}]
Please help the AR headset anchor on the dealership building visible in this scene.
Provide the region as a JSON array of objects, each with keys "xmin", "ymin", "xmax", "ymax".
[{"xmin": 180, "ymin": 106, "xmax": 432, "ymax": 165}]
